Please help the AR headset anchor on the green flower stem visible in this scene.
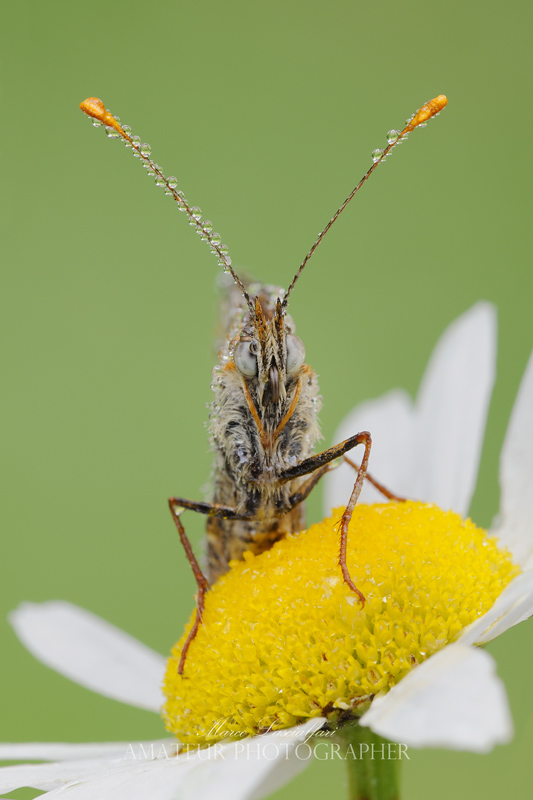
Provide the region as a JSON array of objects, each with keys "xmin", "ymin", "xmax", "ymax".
[{"xmin": 335, "ymin": 723, "xmax": 401, "ymax": 800}]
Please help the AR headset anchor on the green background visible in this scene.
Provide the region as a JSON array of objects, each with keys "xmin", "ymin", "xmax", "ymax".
[{"xmin": 1, "ymin": 1, "xmax": 532, "ymax": 798}]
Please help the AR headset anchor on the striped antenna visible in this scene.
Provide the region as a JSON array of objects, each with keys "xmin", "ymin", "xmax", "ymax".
[
  {"xmin": 281, "ymin": 95, "xmax": 448, "ymax": 312},
  {"xmin": 79, "ymin": 98, "xmax": 255, "ymax": 316}
]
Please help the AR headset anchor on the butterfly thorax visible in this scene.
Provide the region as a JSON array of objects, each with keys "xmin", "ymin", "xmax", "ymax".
[{"xmin": 206, "ymin": 283, "xmax": 321, "ymax": 581}]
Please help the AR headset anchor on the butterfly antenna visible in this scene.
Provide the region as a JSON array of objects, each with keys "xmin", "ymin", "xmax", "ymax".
[
  {"xmin": 79, "ymin": 98, "xmax": 255, "ymax": 316},
  {"xmin": 281, "ymin": 94, "xmax": 448, "ymax": 312}
]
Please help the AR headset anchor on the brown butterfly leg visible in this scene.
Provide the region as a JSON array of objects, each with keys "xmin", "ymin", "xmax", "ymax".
[
  {"xmin": 338, "ymin": 432, "xmax": 373, "ymax": 605},
  {"xmin": 168, "ymin": 503, "xmax": 210, "ymax": 675},
  {"xmin": 168, "ymin": 497, "xmax": 255, "ymax": 674},
  {"xmin": 343, "ymin": 455, "xmax": 407, "ymax": 502},
  {"xmin": 278, "ymin": 432, "xmax": 373, "ymax": 605}
]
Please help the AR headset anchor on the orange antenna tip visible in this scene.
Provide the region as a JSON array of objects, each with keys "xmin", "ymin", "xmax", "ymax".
[
  {"xmin": 80, "ymin": 97, "xmax": 125, "ymax": 136},
  {"xmin": 282, "ymin": 93, "xmax": 448, "ymax": 307},
  {"xmin": 406, "ymin": 94, "xmax": 447, "ymax": 132},
  {"xmin": 79, "ymin": 96, "xmax": 254, "ymax": 313}
]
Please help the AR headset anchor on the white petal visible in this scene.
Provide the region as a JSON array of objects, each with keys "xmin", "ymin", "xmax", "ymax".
[
  {"xmin": 0, "ymin": 740, "xmax": 174, "ymax": 762},
  {"xmin": 324, "ymin": 304, "xmax": 496, "ymax": 517},
  {"xmin": 177, "ymin": 718, "xmax": 325, "ymax": 800},
  {"xmin": 8, "ymin": 720, "xmax": 325, "ymax": 800},
  {"xmin": 324, "ymin": 390, "xmax": 415, "ymax": 513},
  {"xmin": 359, "ymin": 643, "xmax": 512, "ymax": 753},
  {"xmin": 412, "ymin": 302, "xmax": 496, "ymax": 515},
  {"xmin": 10, "ymin": 601, "xmax": 166, "ymax": 712},
  {"xmin": 0, "ymin": 741, "xmax": 186, "ymax": 795},
  {"xmin": 40, "ymin": 756, "xmax": 198, "ymax": 800},
  {"xmin": 0, "ymin": 754, "xmax": 124, "ymax": 793},
  {"xmin": 492, "ymin": 347, "xmax": 533, "ymax": 566},
  {"xmin": 460, "ymin": 570, "xmax": 533, "ymax": 645}
]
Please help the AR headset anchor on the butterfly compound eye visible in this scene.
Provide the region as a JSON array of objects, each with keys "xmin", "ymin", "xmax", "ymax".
[
  {"xmin": 286, "ymin": 334, "xmax": 306, "ymax": 375},
  {"xmin": 234, "ymin": 341, "xmax": 258, "ymax": 377}
]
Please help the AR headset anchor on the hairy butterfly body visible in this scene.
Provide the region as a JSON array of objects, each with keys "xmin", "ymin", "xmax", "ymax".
[{"xmin": 206, "ymin": 281, "xmax": 320, "ymax": 581}]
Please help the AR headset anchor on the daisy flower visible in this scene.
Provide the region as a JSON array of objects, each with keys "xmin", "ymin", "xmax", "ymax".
[
  {"xmin": 325, "ymin": 302, "xmax": 533, "ymax": 750},
  {"xmin": 2, "ymin": 303, "xmax": 533, "ymax": 800},
  {"xmin": 0, "ymin": 600, "xmax": 324, "ymax": 799}
]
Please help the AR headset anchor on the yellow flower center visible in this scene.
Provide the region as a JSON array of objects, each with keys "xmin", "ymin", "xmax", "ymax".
[{"xmin": 163, "ymin": 501, "xmax": 518, "ymax": 746}]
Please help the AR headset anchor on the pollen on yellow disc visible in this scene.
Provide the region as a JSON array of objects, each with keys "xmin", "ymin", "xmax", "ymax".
[{"xmin": 163, "ymin": 501, "xmax": 518, "ymax": 746}]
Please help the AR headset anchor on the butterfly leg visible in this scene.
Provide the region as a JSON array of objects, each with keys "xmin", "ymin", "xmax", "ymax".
[
  {"xmin": 277, "ymin": 431, "xmax": 373, "ymax": 484},
  {"xmin": 168, "ymin": 496, "xmax": 254, "ymax": 674},
  {"xmin": 278, "ymin": 431, "xmax": 372, "ymax": 604},
  {"xmin": 285, "ymin": 452, "xmax": 406, "ymax": 507},
  {"xmin": 343, "ymin": 455, "xmax": 407, "ymax": 502},
  {"xmin": 286, "ymin": 463, "xmax": 331, "ymax": 507},
  {"xmin": 337, "ymin": 432, "xmax": 372, "ymax": 605},
  {"xmin": 168, "ymin": 502, "xmax": 210, "ymax": 675}
]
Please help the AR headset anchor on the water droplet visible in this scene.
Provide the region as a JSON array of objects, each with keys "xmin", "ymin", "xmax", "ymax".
[
  {"xmin": 189, "ymin": 206, "xmax": 202, "ymax": 221},
  {"xmin": 105, "ymin": 126, "xmax": 121, "ymax": 139},
  {"xmin": 371, "ymin": 149, "xmax": 384, "ymax": 163},
  {"xmin": 236, "ymin": 448, "xmax": 249, "ymax": 466},
  {"xmin": 386, "ymin": 129, "xmax": 400, "ymax": 144},
  {"xmin": 211, "ymin": 232, "xmax": 222, "ymax": 246},
  {"xmin": 122, "ymin": 125, "xmax": 132, "ymax": 135},
  {"xmin": 218, "ymin": 258, "xmax": 230, "ymax": 272},
  {"xmin": 418, "ymin": 122, "xmax": 427, "ymax": 128},
  {"xmin": 128, "ymin": 135, "xmax": 140, "ymax": 157},
  {"xmin": 146, "ymin": 165, "xmax": 156, "ymax": 176},
  {"xmin": 199, "ymin": 220, "xmax": 213, "ymax": 240},
  {"xmin": 91, "ymin": 120, "xmax": 103, "ymax": 128},
  {"xmin": 167, "ymin": 176, "xmax": 178, "ymax": 189},
  {"xmin": 164, "ymin": 187, "xmax": 173, "ymax": 195},
  {"xmin": 155, "ymin": 175, "xmax": 166, "ymax": 187},
  {"xmin": 219, "ymin": 243, "xmax": 229, "ymax": 255},
  {"xmin": 140, "ymin": 143, "xmax": 152, "ymax": 156}
]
